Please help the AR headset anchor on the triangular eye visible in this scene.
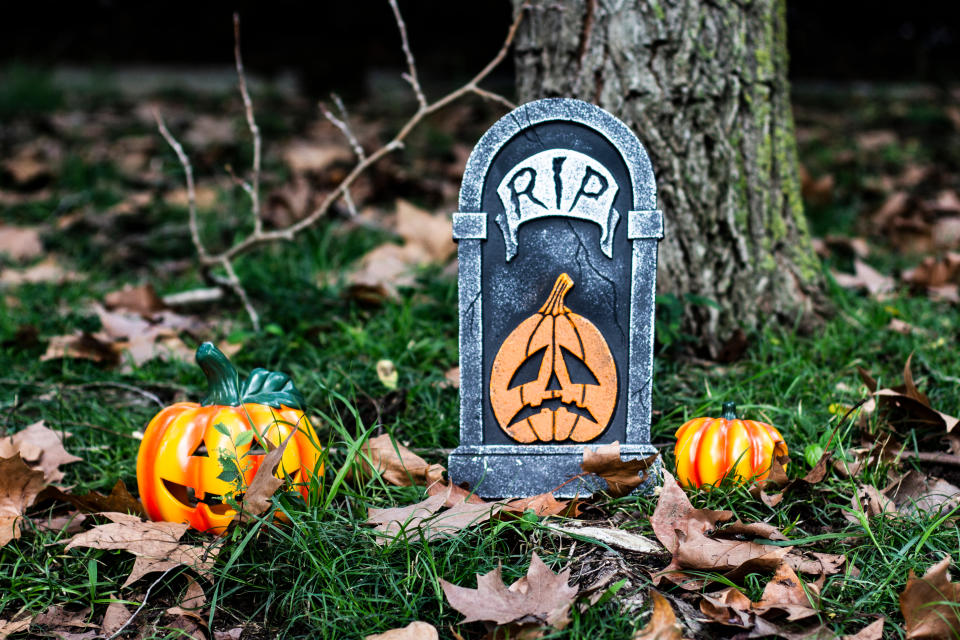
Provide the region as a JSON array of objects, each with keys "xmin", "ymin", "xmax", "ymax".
[
  {"xmin": 560, "ymin": 346, "xmax": 600, "ymax": 385},
  {"xmin": 190, "ymin": 442, "xmax": 210, "ymax": 457},
  {"xmin": 508, "ymin": 347, "xmax": 546, "ymax": 389}
]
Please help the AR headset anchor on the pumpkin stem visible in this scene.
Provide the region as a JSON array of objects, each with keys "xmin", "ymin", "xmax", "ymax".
[
  {"xmin": 721, "ymin": 401, "xmax": 738, "ymax": 421},
  {"xmin": 539, "ymin": 273, "xmax": 574, "ymax": 316},
  {"xmin": 197, "ymin": 342, "xmax": 242, "ymax": 407}
]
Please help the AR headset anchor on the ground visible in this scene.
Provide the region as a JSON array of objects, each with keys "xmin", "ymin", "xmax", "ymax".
[{"xmin": 0, "ymin": 65, "xmax": 959, "ymax": 639}]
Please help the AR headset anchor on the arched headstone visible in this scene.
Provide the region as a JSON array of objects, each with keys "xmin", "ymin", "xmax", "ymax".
[{"xmin": 448, "ymin": 98, "xmax": 662, "ymax": 497}]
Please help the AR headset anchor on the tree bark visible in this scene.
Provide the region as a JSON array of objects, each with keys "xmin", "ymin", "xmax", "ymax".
[{"xmin": 512, "ymin": 0, "xmax": 827, "ymax": 356}]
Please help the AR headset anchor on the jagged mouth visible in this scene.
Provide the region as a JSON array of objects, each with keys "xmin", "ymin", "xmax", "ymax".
[
  {"xmin": 162, "ymin": 479, "xmax": 236, "ymax": 515},
  {"xmin": 507, "ymin": 397, "xmax": 598, "ymax": 427}
]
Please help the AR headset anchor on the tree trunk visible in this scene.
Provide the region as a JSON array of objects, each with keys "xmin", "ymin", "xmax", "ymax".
[{"xmin": 512, "ymin": 0, "xmax": 826, "ymax": 356}]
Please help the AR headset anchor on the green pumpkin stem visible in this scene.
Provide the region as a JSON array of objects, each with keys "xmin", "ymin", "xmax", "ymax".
[
  {"xmin": 721, "ymin": 401, "xmax": 738, "ymax": 421},
  {"xmin": 197, "ymin": 342, "xmax": 242, "ymax": 406}
]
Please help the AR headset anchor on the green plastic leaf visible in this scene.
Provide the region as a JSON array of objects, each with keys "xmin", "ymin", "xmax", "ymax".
[
  {"xmin": 233, "ymin": 430, "xmax": 255, "ymax": 448},
  {"xmin": 804, "ymin": 443, "xmax": 825, "ymax": 469}
]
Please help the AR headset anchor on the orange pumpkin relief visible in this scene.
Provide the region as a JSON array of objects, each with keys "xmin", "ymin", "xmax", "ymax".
[{"xmin": 490, "ymin": 273, "xmax": 617, "ymax": 443}]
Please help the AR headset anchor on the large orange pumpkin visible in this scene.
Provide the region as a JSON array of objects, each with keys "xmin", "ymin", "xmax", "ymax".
[
  {"xmin": 674, "ymin": 402, "xmax": 787, "ymax": 489},
  {"xmin": 490, "ymin": 273, "xmax": 617, "ymax": 443},
  {"xmin": 136, "ymin": 343, "xmax": 322, "ymax": 534}
]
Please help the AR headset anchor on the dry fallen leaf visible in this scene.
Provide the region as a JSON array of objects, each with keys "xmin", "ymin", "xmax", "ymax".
[
  {"xmin": 38, "ymin": 479, "xmax": 146, "ymax": 517},
  {"xmin": 831, "ymin": 259, "xmax": 895, "ymax": 297},
  {"xmin": 395, "ymin": 199, "xmax": 456, "ymax": 263},
  {"xmin": 365, "ymin": 621, "xmax": 439, "ymax": 640},
  {"xmin": 884, "ymin": 470, "xmax": 960, "ymax": 516},
  {"xmin": 63, "ymin": 512, "xmax": 218, "ymax": 587},
  {"xmin": 344, "ymin": 200, "xmax": 455, "ymax": 302},
  {"xmin": 367, "ymin": 488, "xmax": 498, "ymax": 545},
  {"xmin": 502, "ymin": 492, "xmax": 571, "ymax": 517},
  {"xmin": 634, "ymin": 590, "xmax": 689, "ymax": 640},
  {"xmin": 104, "ymin": 283, "xmax": 169, "ymax": 315},
  {"xmin": 0, "ymin": 454, "xmax": 46, "ymax": 547},
  {"xmin": 236, "ymin": 429, "xmax": 297, "ymax": 520},
  {"xmin": 581, "ymin": 442, "xmax": 659, "ymax": 497},
  {"xmin": 366, "ymin": 491, "xmax": 446, "ymax": 544},
  {"xmin": 0, "ymin": 420, "xmax": 83, "ymax": 484},
  {"xmin": 899, "ymin": 556, "xmax": 960, "ymax": 639},
  {"xmin": 0, "ymin": 256, "xmax": 82, "ymax": 286},
  {"xmin": 283, "ymin": 141, "xmax": 353, "ymax": 175},
  {"xmin": 441, "ymin": 552, "xmax": 578, "ymax": 632},
  {"xmin": 359, "ymin": 434, "xmax": 445, "ymax": 488},
  {"xmin": 863, "ymin": 355, "xmax": 959, "ymax": 437},
  {"xmin": 100, "ymin": 600, "xmax": 131, "ymax": 637},
  {"xmin": 0, "ymin": 224, "xmax": 43, "ymax": 262},
  {"xmin": 650, "ymin": 471, "xmax": 791, "ymax": 589},
  {"xmin": 0, "ymin": 614, "xmax": 32, "ymax": 638},
  {"xmin": 843, "ymin": 618, "xmax": 884, "ymax": 640}
]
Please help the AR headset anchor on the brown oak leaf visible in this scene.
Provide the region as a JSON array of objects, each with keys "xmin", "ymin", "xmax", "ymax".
[
  {"xmin": 0, "ymin": 420, "xmax": 83, "ymax": 484},
  {"xmin": 63, "ymin": 512, "xmax": 218, "ymax": 587},
  {"xmin": 634, "ymin": 590, "xmax": 691, "ymax": 640},
  {"xmin": 581, "ymin": 441, "xmax": 659, "ymax": 497},
  {"xmin": 0, "ymin": 454, "xmax": 46, "ymax": 547},
  {"xmin": 38, "ymin": 479, "xmax": 146, "ymax": 517},
  {"xmin": 899, "ymin": 556, "xmax": 960, "ymax": 639},
  {"xmin": 440, "ymin": 553, "xmax": 578, "ymax": 631},
  {"xmin": 650, "ymin": 471, "xmax": 792, "ymax": 589},
  {"xmin": 359, "ymin": 434, "xmax": 445, "ymax": 488},
  {"xmin": 235, "ymin": 428, "xmax": 297, "ymax": 521}
]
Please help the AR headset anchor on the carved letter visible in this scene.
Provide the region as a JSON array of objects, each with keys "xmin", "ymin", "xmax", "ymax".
[{"xmin": 569, "ymin": 166, "xmax": 609, "ymax": 213}]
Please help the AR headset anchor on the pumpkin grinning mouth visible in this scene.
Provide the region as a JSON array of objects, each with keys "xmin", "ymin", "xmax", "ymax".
[
  {"xmin": 506, "ymin": 397, "xmax": 598, "ymax": 427},
  {"xmin": 162, "ymin": 478, "xmax": 232, "ymax": 509}
]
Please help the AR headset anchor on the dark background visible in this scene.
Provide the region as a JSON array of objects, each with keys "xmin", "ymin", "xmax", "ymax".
[{"xmin": 2, "ymin": 1, "xmax": 958, "ymax": 96}]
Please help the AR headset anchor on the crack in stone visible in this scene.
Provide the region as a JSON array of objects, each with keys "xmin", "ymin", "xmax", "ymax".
[
  {"xmin": 463, "ymin": 289, "xmax": 482, "ymax": 339},
  {"xmin": 565, "ymin": 219, "xmax": 625, "ymax": 344}
]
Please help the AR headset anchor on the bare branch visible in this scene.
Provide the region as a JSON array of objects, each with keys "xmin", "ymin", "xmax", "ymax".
[
  {"xmin": 387, "ymin": 0, "xmax": 427, "ymax": 109},
  {"xmin": 471, "ymin": 86, "xmax": 517, "ymax": 110},
  {"xmin": 219, "ymin": 257, "xmax": 260, "ymax": 331},
  {"xmin": 320, "ymin": 93, "xmax": 366, "ymax": 161},
  {"xmin": 154, "ymin": 110, "xmax": 207, "ymax": 260},
  {"xmin": 233, "ymin": 12, "xmax": 263, "ymax": 235},
  {"xmin": 158, "ymin": 3, "xmax": 525, "ymax": 330}
]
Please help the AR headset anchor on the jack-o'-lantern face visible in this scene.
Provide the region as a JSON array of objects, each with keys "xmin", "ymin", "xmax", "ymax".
[
  {"xmin": 490, "ymin": 273, "xmax": 617, "ymax": 443},
  {"xmin": 137, "ymin": 343, "xmax": 323, "ymax": 534}
]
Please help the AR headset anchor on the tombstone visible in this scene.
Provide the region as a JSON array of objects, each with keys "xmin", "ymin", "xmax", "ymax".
[{"xmin": 448, "ymin": 98, "xmax": 663, "ymax": 498}]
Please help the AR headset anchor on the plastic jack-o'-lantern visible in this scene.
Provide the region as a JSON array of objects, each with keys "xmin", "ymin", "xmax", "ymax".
[
  {"xmin": 674, "ymin": 402, "xmax": 787, "ymax": 490},
  {"xmin": 137, "ymin": 343, "xmax": 322, "ymax": 534},
  {"xmin": 490, "ymin": 273, "xmax": 617, "ymax": 443}
]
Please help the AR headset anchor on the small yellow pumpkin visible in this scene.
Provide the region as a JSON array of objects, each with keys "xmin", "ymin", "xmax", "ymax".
[{"xmin": 674, "ymin": 402, "xmax": 787, "ymax": 489}]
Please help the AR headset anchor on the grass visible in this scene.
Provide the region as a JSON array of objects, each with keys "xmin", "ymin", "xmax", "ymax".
[{"xmin": 2, "ymin": 85, "xmax": 959, "ymax": 638}]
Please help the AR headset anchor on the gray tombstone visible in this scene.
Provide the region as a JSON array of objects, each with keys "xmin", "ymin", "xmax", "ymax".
[{"xmin": 448, "ymin": 98, "xmax": 662, "ymax": 498}]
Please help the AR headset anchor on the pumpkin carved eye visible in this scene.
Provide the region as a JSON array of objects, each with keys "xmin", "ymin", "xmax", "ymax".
[
  {"xmin": 489, "ymin": 273, "xmax": 618, "ymax": 444},
  {"xmin": 508, "ymin": 347, "xmax": 546, "ymax": 389}
]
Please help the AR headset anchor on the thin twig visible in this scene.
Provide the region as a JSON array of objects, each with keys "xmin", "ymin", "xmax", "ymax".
[
  {"xmin": 220, "ymin": 257, "xmax": 261, "ymax": 331},
  {"xmin": 321, "ymin": 93, "xmax": 366, "ymax": 161},
  {"xmin": 155, "ymin": 2, "xmax": 525, "ymax": 330},
  {"xmin": 387, "ymin": 0, "xmax": 427, "ymax": 109},
  {"xmin": 107, "ymin": 566, "xmax": 180, "ymax": 639},
  {"xmin": 899, "ymin": 451, "xmax": 960, "ymax": 467},
  {"xmin": 70, "ymin": 382, "xmax": 164, "ymax": 408},
  {"xmin": 233, "ymin": 13, "xmax": 263, "ymax": 236},
  {"xmin": 154, "ymin": 110, "xmax": 206, "ymax": 260},
  {"xmin": 212, "ymin": 3, "xmax": 524, "ymax": 262}
]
